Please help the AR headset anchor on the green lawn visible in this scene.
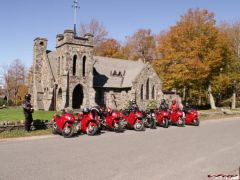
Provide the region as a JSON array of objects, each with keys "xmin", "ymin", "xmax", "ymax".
[
  {"xmin": 0, "ymin": 129, "xmax": 52, "ymax": 139},
  {"xmin": 0, "ymin": 107, "xmax": 57, "ymax": 121}
]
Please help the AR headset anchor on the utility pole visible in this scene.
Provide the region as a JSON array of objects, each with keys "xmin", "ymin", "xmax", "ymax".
[{"xmin": 72, "ymin": 0, "xmax": 79, "ymax": 36}]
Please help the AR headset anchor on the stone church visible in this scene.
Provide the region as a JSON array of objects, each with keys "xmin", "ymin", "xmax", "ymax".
[{"xmin": 31, "ymin": 29, "xmax": 163, "ymax": 111}]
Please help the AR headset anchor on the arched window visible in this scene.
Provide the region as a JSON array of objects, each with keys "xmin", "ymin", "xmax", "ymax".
[
  {"xmin": 140, "ymin": 84, "xmax": 144, "ymax": 100},
  {"xmin": 73, "ymin": 55, "xmax": 77, "ymax": 76},
  {"xmin": 62, "ymin": 56, "xmax": 64, "ymax": 72},
  {"xmin": 146, "ymin": 79, "xmax": 149, "ymax": 100},
  {"xmin": 57, "ymin": 57, "xmax": 60, "ymax": 75},
  {"xmin": 152, "ymin": 86, "xmax": 155, "ymax": 100},
  {"xmin": 57, "ymin": 88, "xmax": 62, "ymax": 110},
  {"xmin": 82, "ymin": 56, "xmax": 86, "ymax": 77}
]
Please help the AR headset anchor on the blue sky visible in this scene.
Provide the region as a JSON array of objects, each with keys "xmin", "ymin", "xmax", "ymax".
[{"xmin": 0, "ymin": 0, "xmax": 239, "ymax": 68}]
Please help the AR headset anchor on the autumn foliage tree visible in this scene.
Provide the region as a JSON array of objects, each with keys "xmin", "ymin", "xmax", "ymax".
[
  {"xmin": 124, "ymin": 29, "xmax": 156, "ymax": 62},
  {"xmin": 94, "ymin": 38, "xmax": 123, "ymax": 58},
  {"xmin": 3, "ymin": 59, "xmax": 28, "ymax": 105},
  {"xmin": 154, "ymin": 8, "xmax": 234, "ymax": 108},
  {"xmin": 218, "ymin": 21, "xmax": 240, "ymax": 108}
]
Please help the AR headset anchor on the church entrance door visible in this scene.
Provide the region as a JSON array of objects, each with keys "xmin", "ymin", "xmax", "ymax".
[{"xmin": 72, "ymin": 84, "xmax": 84, "ymax": 109}]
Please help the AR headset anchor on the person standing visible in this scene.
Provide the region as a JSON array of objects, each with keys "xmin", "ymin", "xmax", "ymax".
[
  {"xmin": 159, "ymin": 99, "xmax": 169, "ymax": 111},
  {"xmin": 170, "ymin": 99, "xmax": 180, "ymax": 112},
  {"xmin": 22, "ymin": 94, "xmax": 34, "ymax": 132}
]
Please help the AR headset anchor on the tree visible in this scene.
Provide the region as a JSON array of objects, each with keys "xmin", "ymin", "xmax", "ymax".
[
  {"xmin": 94, "ymin": 38, "xmax": 123, "ymax": 58},
  {"xmin": 154, "ymin": 8, "xmax": 234, "ymax": 109},
  {"xmin": 3, "ymin": 59, "xmax": 27, "ymax": 105},
  {"xmin": 80, "ymin": 18, "xmax": 108, "ymax": 47},
  {"xmin": 218, "ymin": 21, "xmax": 240, "ymax": 108},
  {"xmin": 124, "ymin": 29, "xmax": 156, "ymax": 62},
  {"xmin": 219, "ymin": 21, "xmax": 240, "ymax": 58},
  {"xmin": 0, "ymin": 65, "xmax": 4, "ymax": 95}
]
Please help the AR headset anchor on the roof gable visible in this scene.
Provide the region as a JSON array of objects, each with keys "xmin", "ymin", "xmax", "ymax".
[{"xmin": 93, "ymin": 56, "xmax": 146, "ymax": 88}]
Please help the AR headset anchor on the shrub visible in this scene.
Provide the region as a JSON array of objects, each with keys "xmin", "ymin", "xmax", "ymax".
[{"xmin": 147, "ymin": 100, "xmax": 157, "ymax": 110}]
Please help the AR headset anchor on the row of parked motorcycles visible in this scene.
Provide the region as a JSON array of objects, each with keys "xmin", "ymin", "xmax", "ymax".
[{"xmin": 52, "ymin": 107, "xmax": 200, "ymax": 138}]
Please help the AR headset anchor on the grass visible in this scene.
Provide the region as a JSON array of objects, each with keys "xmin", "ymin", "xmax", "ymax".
[
  {"xmin": 0, "ymin": 129, "xmax": 52, "ymax": 139},
  {"xmin": 0, "ymin": 107, "xmax": 57, "ymax": 122},
  {"xmin": 0, "ymin": 107, "xmax": 57, "ymax": 139}
]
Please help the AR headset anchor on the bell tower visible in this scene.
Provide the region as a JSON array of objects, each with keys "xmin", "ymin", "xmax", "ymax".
[{"xmin": 32, "ymin": 37, "xmax": 48, "ymax": 110}]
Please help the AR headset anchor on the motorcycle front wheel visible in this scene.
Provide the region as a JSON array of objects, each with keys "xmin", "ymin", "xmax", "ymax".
[
  {"xmin": 86, "ymin": 123, "xmax": 98, "ymax": 136},
  {"xmin": 62, "ymin": 124, "xmax": 74, "ymax": 138},
  {"xmin": 133, "ymin": 120, "xmax": 144, "ymax": 131},
  {"xmin": 192, "ymin": 119, "xmax": 200, "ymax": 126}
]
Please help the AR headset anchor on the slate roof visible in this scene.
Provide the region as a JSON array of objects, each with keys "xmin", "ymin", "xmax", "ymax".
[
  {"xmin": 47, "ymin": 51, "xmax": 57, "ymax": 80},
  {"xmin": 45, "ymin": 51, "xmax": 146, "ymax": 88},
  {"xmin": 93, "ymin": 56, "xmax": 145, "ymax": 88}
]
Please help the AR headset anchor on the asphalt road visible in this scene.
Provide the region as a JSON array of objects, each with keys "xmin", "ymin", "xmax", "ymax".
[{"xmin": 0, "ymin": 118, "xmax": 240, "ymax": 180}]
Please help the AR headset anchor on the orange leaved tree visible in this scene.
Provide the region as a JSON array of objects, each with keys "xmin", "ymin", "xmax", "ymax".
[{"xmin": 154, "ymin": 8, "xmax": 234, "ymax": 109}]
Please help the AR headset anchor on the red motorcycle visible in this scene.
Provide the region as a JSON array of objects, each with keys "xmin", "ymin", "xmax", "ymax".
[
  {"xmin": 52, "ymin": 112, "xmax": 80, "ymax": 138},
  {"xmin": 155, "ymin": 110, "xmax": 170, "ymax": 128},
  {"xmin": 185, "ymin": 110, "xmax": 200, "ymax": 126},
  {"xmin": 122, "ymin": 110, "xmax": 144, "ymax": 131},
  {"xmin": 77, "ymin": 110, "xmax": 100, "ymax": 136},
  {"xmin": 170, "ymin": 110, "xmax": 185, "ymax": 127},
  {"xmin": 142, "ymin": 110, "xmax": 157, "ymax": 129},
  {"xmin": 102, "ymin": 111, "xmax": 127, "ymax": 132}
]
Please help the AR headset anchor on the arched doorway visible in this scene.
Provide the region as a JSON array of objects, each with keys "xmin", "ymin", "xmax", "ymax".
[
  {"xmin": 72, "ymin": 84, "xmax": 84, "ymax": 109},
  {"xmin": 57, "ymin": 88, "xmax": 62, "ymax": 110}
]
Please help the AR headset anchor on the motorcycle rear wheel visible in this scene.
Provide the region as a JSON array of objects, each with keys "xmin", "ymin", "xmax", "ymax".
[
  {"xmin": 113, "ymin": 122, "xmax": 124, "ymax": 132},
  {"xmin": 177, "ymin": 118, "xmax": 185, "ymax": 127},
  {"xmin": 52, "ymin": 121, "xmax": 58, "ymax": 135},
  {"xmin": 144, "ymin": 117, "xmax": 156, "ymax": 129},
  {"xmin": 162, "ymin": 118, "xmax": 169, "ymax": 128},
  {"xmin": 62, "ymin": 124, "xmax": 74, "ymax": 138}
]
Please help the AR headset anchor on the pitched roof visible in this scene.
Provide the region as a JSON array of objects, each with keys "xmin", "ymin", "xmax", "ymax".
[
  {"xmin": 47, "ymin": 51, "xmax": 57, "ymax": 80},
  {"xmin": 45, "ymin": 52, "xmax": 146, "ymax": 88},
  {"xmin": 93, "ymin": 56, "xmax": 145, "ymax": 88}
]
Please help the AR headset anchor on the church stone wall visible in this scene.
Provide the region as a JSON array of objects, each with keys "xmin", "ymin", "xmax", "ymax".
[
  {"xmin": 103, "ymin": 89, "xmax": 131, "ymax": 110},
  {"xmin": 131, "ymin": 64, "xmax": 163, "ymax": 110},
  {"xmin": 32, "ymin": 37, "xmax": 55, "ymax": 110}
]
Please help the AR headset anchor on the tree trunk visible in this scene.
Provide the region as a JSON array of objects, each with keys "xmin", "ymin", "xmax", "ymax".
[
  {"xmin": 182, "ymin": 86, "xmax": 186, "ymax": 102},
  {"xmin": 231, "ymin": 92, "xmax": 236, "ymax": 109},
  {"xmin": 208, "ymin": 85, "xmax": 216, "ymax": 110},
  {"xmin": 198, "ymin": 96, "xmax": 202, "ymax": 106}
]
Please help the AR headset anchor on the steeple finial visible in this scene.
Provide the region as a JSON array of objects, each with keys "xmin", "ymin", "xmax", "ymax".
[{"xmin": 72, "ymin": 0, "xmax": 79, "ymax": 36}]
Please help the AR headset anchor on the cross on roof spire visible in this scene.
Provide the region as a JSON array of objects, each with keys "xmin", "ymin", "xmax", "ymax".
[{"xmin": 72, "ymin": 0, "xmax": 80, "ymax": 36}]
